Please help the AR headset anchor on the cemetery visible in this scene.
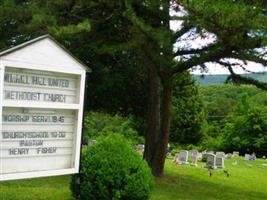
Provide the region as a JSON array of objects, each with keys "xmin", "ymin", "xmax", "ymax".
[
  {"xmin": 1, "ymin": 1, "xmax": 267, "ymax": 200},
  {"xmin": 1, "ymin": 152, "xmax": 267, "ymax": 200}
]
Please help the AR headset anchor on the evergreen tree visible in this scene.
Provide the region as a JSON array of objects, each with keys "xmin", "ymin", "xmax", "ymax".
[
  {"xmin": 123, "ymin": 0, "xmax": 267, "ymax": 176},
  {"xmin": 170, "ymin": 72, "xmax": 206, "ymax": 145}
]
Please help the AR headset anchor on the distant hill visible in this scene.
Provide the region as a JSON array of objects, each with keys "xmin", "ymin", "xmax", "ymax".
[{"xmin": 194, "ymin": 72, "xmax": 267, "ymax": 85}]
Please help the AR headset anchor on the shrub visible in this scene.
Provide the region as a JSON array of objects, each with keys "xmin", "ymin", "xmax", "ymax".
[
  {"xmin": 83, "ymin": 112, "xmax": 143, "ymax": 145},
  {"xmin": 72, "ymin": 134, "xmax": 154, "ymax": 200}
]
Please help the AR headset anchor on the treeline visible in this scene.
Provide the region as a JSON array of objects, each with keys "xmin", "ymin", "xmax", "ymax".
[
  {"xmin": 194, "ymin": 73, "xmax": 267, "ymax": 85},
  {"xmin": 194, "ymin": 84, "xmax": 267, "ymax": 156}
]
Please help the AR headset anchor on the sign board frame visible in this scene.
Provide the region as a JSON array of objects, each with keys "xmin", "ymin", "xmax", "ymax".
[{"xmin": 0, "ymin": 35, "xmax": 87, "ymax": 181}]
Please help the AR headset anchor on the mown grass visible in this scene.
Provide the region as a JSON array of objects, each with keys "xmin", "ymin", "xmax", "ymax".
[
  {"xmin": 151, "ymin": 157, "xmax": 267, "ymax": 200},
  {"xmin": 0, "ymin": 175, "xmax": 73, "ymax": 200},
  {"xmin": 0, "ymin": 157, "xmax": 267, "ymax": 200}
]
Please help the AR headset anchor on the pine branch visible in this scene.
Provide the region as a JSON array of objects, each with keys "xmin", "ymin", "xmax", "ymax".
[
  {"xmin": 171, "ymin": 47, "xmax": 229, "ymax": 75},
  {"xmin": 173, "ymin": 43, "xmax": 218, "ymax": 57},
  {"xmin": 124, "ymin": 0, "xmax": 167, "ymax": 43},
  {"xmin": 170, "ymin": 16, "xmax": 188, "ymax": 21},
  {"xmin": 220, "ymin": 61, "xmax": 267, "ymax": 91},
  {"xmin": 173, "ymin": 48, "xmax": 205, "ymax": 57},
  {"xmin": 171, "ymin": 39, "xmax": 266, "ymax": 75},
  {"xmin": 171, "ymin": 23, "xmax": 192, "ymax": 43},
  {"xmin": 232, "ymin": 52, "xmax": 267, "ymax": 66}
]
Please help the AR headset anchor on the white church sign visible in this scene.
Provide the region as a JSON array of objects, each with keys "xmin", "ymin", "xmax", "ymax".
[{"xmin": 0, "ymin": 35, "xmax": 89, "ymax": 181}]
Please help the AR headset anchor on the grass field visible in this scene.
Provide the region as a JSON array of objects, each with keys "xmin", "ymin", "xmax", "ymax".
[
  {"xmin": 150, "ymin": 158, "xmax": 267, "ymax": 200},
  {"xmin": 1, "ymin": 157, "xmax": 267, "ymax": 200}
]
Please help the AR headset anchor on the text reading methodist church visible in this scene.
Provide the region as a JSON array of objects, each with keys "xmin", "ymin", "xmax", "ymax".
[{"xmin": 0, "ymin": 35, "xmax": 88, "ymax": 181}]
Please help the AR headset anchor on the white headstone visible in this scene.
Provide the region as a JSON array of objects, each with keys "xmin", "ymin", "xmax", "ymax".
[
  {"xmin": 206, "ymin": 153, "xmax": 217, "ymax": 169},
  {"xmin": 215, "ymin": 155, "xmax": 225, "ymax": 168},
  {"xmin": 225, "ymin": 153, "xmax": 232, "ymax": 159},
  {"xmin": 244, "ymin": 154, "xmax": 256, "ymax": 161},
  {"xmin": 191, "ymin": 150, "xmax": 199, "ymax": 167},
  {"xmin": 191, "ymin": 150, "xmax": 198, "ymax": 156},
  {"xmin": 191, "ymin": 155, "xmax": 198, "ymax": 167},
  {"xmin": 244, "ymin": 154, "xmax": 251, "ymax": 161},
  {"xmin": 178, "ymin": 150, "xmax": 189, "ymax": 164},
  {"xmin": 197, "ymin": 153, "xmax": 203, "ymax": 161},
  {"xmin": 135, "ymin": 144, "xmax": 145, "ymax": 152},
  {"xmin": 216, "ymin": 151, "xmax": 225, "ymax": 157},
  {"xmin": 202, "ymin": 150, "xmax": 207, "ymax": 154},
  {"xmin": 233, "ymin": 151, "xmax": 239, "ymax": 157},
  {"xmin": 250, "ymin": 154, "xmax": 256, "ymax": 161}
]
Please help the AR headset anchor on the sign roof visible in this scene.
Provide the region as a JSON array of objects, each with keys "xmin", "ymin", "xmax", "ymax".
[{"xmin": 0, "ymin": 35, "xmax": 91, "ymax": 72}]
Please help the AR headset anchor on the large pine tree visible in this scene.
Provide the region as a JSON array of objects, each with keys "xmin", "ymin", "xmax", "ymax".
[{"xmin": 124, "ymin": 0, "xmax": 267, "ymax": 176}]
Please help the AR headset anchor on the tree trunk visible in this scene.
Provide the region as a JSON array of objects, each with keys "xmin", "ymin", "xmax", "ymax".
[
  {"xmin": 144, "ymin": 65, "xmax": 173, "ymax": 177},
  {"xmin": 143, "ymin": 0, "xmax": 172, "ymax": 177},
  {"xmin": 144, "ymin": 65, "xmax": 161, "ymax": 169},
  {"xmin": 151, "ymin": 84, "xmax": 173, "ymax": 177}
]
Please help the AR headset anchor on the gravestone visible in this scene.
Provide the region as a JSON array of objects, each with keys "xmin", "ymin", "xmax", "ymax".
[
  {"xmin": 233, "ymin": 151, "xmax": 239, "ymax": 157},
  {"xmin": 250, "ymin": 154, "xmax": 256, "ymax": 161},
  {"xmin": 244, "ymin": 154, "xmax": 251, "ymax": 161},
  {"xmin": 202, "ymin": 150, "xmax": 207, "ymax": 154},
  {"xmin": 206, "ymin": 153, "xmax": 217, "ymax": 169},
  {"xmin": 191, "ymin": 155, "xmax": 198, "ymax": 167},
  {"xmin": 191, "ymin": 150, "xmax": 198, "ymax": 156},
  {"xmin": 87, "ymin": 140, "xmax": 97, "ymax": 146},
  {"xmin": 135, "ymin": 144, "xmax": 145, "ymax": 152},
  {"xmin": 225, "ymin": 153, "xmax": 232, "ymax": 159},
  {"xmin": 244, "ymin": 154, "xmax": 256, "ymax": 161},
  {"xmin": 215, "ymin": 155, "xmax": 225, "ymax": 168},
  {"xmin": 0, "ymin": 35, "xmax": 88, "ymax": 181},
  {"xmin": 178, "ymin": 150, "xmax": 189, "ymax": 164},
  {"xmin": 208, "ymin": 151, "xmax": 214, "ymax": 154},
  {"xmin": 197, "ymin": 153, "xmax": 203, "ymax": 161},
  {"xmin": 191, "ymin": 150, "xmax": 199, "ymax": 167},
  {"xmin": 216, "ymin": 152, "xmax": 225, "ymax": 157}
]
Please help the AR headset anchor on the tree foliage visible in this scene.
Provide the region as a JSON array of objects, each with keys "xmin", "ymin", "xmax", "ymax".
[
  {"xmin": 221, "ymin": 94, "xmax": 267, "ymax": 156},
  {"xmin": 1, "ymin": 0, "xmax": 267, "ymax": 176},
  {"xmin": 83, "ymin": 112, "xmax": 143, "ymax": 145},
  {"xmin": 198, "ymin": 85, "xmax": 267, "ymax": 155},
  {"xmin": 126, "ymin": 0, "xmax": 267, "ymax": 175},
  {"xmin": 0, "ymin": 0, "xmax": 148, "ymax": 118},
  {"xmin": 170, "ymin": 72, "xmax": 206, "ymax": 144}
]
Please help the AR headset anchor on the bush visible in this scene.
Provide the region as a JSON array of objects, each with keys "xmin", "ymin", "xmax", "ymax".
[
  {"xmin": 83, "ymin": 112, "xmax": 143, "ymax": 145},
  {"xmin": 72, "ymin": 134, "xmax": 154, "ymax": 200}
]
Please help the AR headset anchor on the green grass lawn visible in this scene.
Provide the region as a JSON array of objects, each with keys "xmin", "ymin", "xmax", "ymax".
[
  {"xmin": 1, "ymin": 157, "xmax": 267, "ymax": 200},
  {"xmin": 151, "ymin": 158, "xmax": 267, "ymax": 200},
  {"xmin": 0, "ymin": 175, "xmax": 73, "ymax": 200}
]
